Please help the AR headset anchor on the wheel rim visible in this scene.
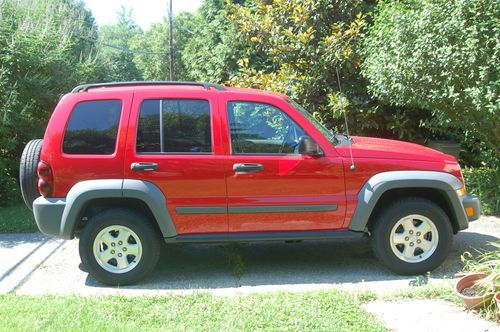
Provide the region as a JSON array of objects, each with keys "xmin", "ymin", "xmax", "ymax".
[
  {"xmin": 389, "ymin": 214, "xmax": 439, "ymax": 263},
  {"xmin": 93, "ymin": 225, "xmax": 142, "ymax": 274}
]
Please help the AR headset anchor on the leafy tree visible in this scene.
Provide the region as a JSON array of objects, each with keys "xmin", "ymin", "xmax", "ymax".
[
  {"xmin": 0, "ymin": 0, "xmax": 100, "ymax": 205},
  {"xmin": 131, "ymin": 12, "xmax": 196, "ymax": 80},
  {"xmin": 182, "ymin": 0, "xmax": 251, "ymax": 83},
  {"xmin": 225, "ymin": 0, "xmax": 425, "ymax": 140},
  {"xmin": 362, "ymin": 0, "xmax": 500, "ymax": 155},
  {"xmin": 97, "ymin": 6, "xmax": 143, "ymax": 81}
]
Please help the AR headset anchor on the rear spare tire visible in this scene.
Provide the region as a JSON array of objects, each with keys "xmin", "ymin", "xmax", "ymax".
[{"xmin": 19, "ymin": 139, "xmax": 43, "ymax": 210}]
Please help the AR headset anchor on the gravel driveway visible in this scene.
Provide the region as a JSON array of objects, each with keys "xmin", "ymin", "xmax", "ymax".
[{"xmin": 0, "ymin": 216, "xmax": 495, "ymax": 296}]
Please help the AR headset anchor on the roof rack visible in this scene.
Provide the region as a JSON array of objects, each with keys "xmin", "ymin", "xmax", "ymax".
[{"xmin": 71, "ymin": 81, "xmax": 227, "ymax": 93}]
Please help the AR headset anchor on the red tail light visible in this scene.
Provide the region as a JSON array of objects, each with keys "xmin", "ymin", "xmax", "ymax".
[{"xmin": 37, "ymin": 161, "xmax": 53, "ymax": 197}]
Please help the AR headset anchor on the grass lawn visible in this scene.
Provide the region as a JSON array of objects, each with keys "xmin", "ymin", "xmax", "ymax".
[
  {"xmin": 0, "ymin": 291, "xmax": 386, "ymax": 331},
  {"xmin": 0, "ymin": 204, "xmax": 38, "ymax": 233}
]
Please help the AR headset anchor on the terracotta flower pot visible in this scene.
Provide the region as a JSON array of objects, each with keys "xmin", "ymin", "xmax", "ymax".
[{"xmin": 455, "ymin": 273, "xmax": 494, "ymax": 309}]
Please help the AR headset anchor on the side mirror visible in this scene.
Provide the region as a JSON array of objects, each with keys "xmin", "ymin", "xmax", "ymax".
[{"xmin": 298, "ymin": 136, "xmax": 323, "ymax": 157}]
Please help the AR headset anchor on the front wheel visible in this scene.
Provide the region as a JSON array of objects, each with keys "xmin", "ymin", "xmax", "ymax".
[
  {"xmin": 371, "ymin": 198, "xmax": 453, "ymax": 275},
  {"xmin": 79, "ymin": 209, "xmax": 161, "ymax": 285}
]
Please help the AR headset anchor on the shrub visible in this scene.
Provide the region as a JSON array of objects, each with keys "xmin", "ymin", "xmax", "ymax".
[
  {"xmin": 463, "ymin": 167, "xmax": 499, "ymax": 215},
  {"xmin": 0, "ymin": 0, "xmax": 100, "ymax": 207},
  {"xmin": 362, "ymin": 0, "xmax": 500, "ymax": 155}
]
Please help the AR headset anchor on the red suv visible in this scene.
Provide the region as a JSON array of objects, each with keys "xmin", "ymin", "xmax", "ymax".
[{"xmin": 19, "ymin": 82, "xmax": 480, "ymax": 285}]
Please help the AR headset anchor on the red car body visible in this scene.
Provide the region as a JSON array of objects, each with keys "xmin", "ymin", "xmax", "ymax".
[{"xmin": 41, "ymin": 84, "xmax": 463, "ymax": 235}]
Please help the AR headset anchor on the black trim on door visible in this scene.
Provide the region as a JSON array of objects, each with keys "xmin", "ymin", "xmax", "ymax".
[
  {"xmin": 176, "ymin": 206, "xmax": 227, "ymax": 214},
  {"xmin": 228, "ymin": 204, "xmax": 337, "ymax": 213},
  {"xmin": 175, "ymin": 204, "xmax": 337, "ymax": 215}
]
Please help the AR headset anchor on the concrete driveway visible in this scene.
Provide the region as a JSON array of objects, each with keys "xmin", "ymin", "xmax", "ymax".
[{"xmin": 2, "ymin": 216, "xmax": 499, "ymax": 296}]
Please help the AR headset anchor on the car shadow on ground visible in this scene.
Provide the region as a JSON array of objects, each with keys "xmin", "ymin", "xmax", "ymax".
[
  {"xmin": 0, "ymin": 233, "xmax": 52, "ymax": 249},
  {"xmin": 83, "ymin": 231, "xmax": 499, "ymax": 290}
]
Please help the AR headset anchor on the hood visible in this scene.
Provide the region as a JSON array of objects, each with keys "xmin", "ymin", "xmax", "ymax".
[{"xmin": 335, "ymin": 136, "xmax": 457, "ymax": 163}]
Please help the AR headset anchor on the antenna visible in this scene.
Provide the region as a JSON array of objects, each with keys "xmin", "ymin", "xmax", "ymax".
[
  {"xmin": 335, "ymin": 67, "xmax": 356, "ymax": 171},
  {"xmin": 167, "ymin": 0, "xmax": 174, "ymax": 80}
]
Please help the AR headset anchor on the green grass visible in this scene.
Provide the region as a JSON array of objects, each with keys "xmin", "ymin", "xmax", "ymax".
[
  {"xmin": 0, "ymin": 291, "xmax": 386, "ymax": 331},
  {"xmin": 382, "ymin": 280, "xmax": 461, "ymax": 305},
  {"xmin": 0, "ymin": 204, "xmax": 38, "ymax": 233}
]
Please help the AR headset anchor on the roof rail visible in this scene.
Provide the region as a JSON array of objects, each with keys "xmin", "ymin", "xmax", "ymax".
[{"xmin": 71, "ymin": 81, "xmax": 227, "ymax": 93}]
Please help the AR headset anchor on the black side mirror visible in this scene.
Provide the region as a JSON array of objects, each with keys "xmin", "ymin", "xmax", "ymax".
[{"xmin": 298, "ymin": 136, "xmax": 323, "ymax": 157}]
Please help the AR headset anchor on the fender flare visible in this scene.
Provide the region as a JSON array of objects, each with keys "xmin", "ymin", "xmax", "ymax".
[
  {"xmin": 60, "ymin": 179, "xmax": 177, "ymax": 239},
  {"xmin": 348, "ymin": 171, "xmax": 468, "ymax": 232}
]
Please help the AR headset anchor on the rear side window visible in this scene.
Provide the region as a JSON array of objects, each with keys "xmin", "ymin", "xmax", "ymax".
[
  {"xmin": 63, "ymin": 100, "xmax": 122, "ymax": 155},
  {"xmin": 136, "ymin": 99, "xmax": 212, "ymax": 153}
]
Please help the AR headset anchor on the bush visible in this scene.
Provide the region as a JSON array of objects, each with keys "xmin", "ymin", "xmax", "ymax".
[
  {"xmin": 362, "ymin": 0, "xmax": 500, "ymax": 155},
  {"xmin": 0, "ymin": 0, "xmax": 100, "ymax": 207},
  {"xmin": 463, "ymin": 167, "xmax": 499, "ymax": 215}
]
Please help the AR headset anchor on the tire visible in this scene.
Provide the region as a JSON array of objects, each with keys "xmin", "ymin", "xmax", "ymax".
[
  {"xmin": 371, "ymin": 198, "xmax": 453, "ymax": 275},
  {"xmin": 79, "ymin": 208, "xmax": 161, "ymax": 285},
  {"xmin": 19, "ymin": 139, "xmax": 43, "ymax": 210}
]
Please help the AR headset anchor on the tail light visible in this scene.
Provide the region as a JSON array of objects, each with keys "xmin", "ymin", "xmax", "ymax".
[{"xmin": 37, "ymin": 161, "xmax": 53, "ymax": 197}]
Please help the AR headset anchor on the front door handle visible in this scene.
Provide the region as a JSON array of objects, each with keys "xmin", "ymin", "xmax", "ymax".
[
  {"xmin": 131, "ymin": 162, "xmax": 158, "ymax": 171},
  {"xmin": 233, "ymin": 163, "xmax": 264, "ymax": 173}
]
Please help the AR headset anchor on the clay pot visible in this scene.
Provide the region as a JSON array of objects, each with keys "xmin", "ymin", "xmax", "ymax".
[{"xmin": 455, "ymin": 273, "xmax": 494, "ymax": 309}]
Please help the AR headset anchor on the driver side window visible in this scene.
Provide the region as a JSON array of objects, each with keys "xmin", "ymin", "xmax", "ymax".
[{"xmin": 227, "ymin": 101, "xmax": 305, "ymax": 154}]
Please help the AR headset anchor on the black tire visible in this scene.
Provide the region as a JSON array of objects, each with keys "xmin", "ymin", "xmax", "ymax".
[
  {"xmin": 371, "ymin": 198, "xmax": 453, "ymax": 275},
  {"xmin": 19, "ymin": 139, "xmax": 43, "ymax": 210},
  {"xmin": 79, "ymin": 209, "xmax": 161, "ymax": 285}
]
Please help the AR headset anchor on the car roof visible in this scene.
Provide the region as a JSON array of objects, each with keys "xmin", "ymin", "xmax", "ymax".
[{"xmin": 70, "ymin": 81, "xmax": 288, "ymax": 99}]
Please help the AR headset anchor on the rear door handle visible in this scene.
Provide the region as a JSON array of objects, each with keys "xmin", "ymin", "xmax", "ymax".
[
  {"xmin": 131, "ymin": 162, "xmax": 158, "ymax": 171},
  {"xmin": 233, "ymin": 163, "xmax": 264, "ymax": 173}
]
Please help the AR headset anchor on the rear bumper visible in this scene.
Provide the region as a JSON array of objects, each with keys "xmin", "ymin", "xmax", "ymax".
[
  {"xmin": 33, "ymin": 196, "xmax": 66, "ymax": 238},
  {"xmin": 461, "ymin": 194, "xmax": 481, "ymax": 222}
]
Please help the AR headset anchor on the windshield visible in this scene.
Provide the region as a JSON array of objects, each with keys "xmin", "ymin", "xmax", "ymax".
[{"xmin": 287, "ymin": 99, "xmax": 338, "ymax": 145}]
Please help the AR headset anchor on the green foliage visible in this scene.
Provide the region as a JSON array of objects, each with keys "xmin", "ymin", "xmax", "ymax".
[
  {"xmin": 0, "ymin": 0, "xmax": 100, "ymax": 206},
  {"xmin": 227, "ymin": 0, "xmax": 367, "ymax": 114},
  {"xmin": 460, "ymin": 241, "xmax": 500, "ymax": 321},
  {"xmin": 463, "ymin": 167, "xmax": 500, "ymax": 215},
  {"xmin": 0, "ymin": 292, "xmax": 386, "ymax": 331},
  {"xmin": 130, "ymin": 12, "xmax": 195, "ymax": 80},
  {"xmin": 461, "ymin": 241, "xmax": 500, "ymax": 277},
  {"xmin": 96, "ymin": 6, "xmax": 143, "ymax": 81},
  {"xmin": 225, "ymin": 0, "xmax": 428, "ymax": 140},
  {"xmin": 221, "ymin": 243, "xmax": 246, "ymax": 279},
  {"xmin": 0, "ymin": 204, "xmax": 37, "ymax": 233},
  {"xmin": 182, "ymin": 0, "xmax": 251, "ymax": 83},
  {"xmin": 362, "ymin": 0, "xmax": 500, "ymax": 155}
]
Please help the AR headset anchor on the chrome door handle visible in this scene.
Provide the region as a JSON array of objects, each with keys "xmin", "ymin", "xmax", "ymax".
[
  {"xmin": 131, "ymin": 162, "xmax": 158, "ymax": 171},
  {"xmin": 233, "ymin": 163, "xmax": 264, "ymax": 173}
]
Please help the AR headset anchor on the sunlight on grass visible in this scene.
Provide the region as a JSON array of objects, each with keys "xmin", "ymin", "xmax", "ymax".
[{"xmin": 0, "ymin": 291, "xmax": 386, "ymax": 331}]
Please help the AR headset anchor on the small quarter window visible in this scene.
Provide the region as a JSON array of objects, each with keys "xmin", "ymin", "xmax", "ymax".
[
  {"xmin": 137, "ymin": 99, "xmax": 212, "ymax": 153},
  {"xmin": 63, "ymin": 100, "xmax": 122, "ymax": 155}
]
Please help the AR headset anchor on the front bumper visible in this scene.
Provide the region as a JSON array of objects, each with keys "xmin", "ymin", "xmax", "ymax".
[
  {"xmin": 461, "ymin": 194, "xmax": 481, "ymax": 221},
  {"xmin": 33, "ymin": 196, "xmax": 66, "ymax": 238}
]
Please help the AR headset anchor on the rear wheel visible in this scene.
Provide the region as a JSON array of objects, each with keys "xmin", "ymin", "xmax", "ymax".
[
  {"xmin": 19, "ymin": 139, "xmax": 43, "ymax": 210},
  {"xmin": 79, "ymin": 209, "xmax": 161, "ymax": 285},
  {"xmin": 371, "ymin": 198, "xmax": 453, "ymax": 275}
]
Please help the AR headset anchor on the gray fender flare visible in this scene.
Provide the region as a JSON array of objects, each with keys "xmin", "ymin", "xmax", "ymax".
[
  {"xmin": 122, "ymin": 179, "xmax": 177, "ymax": 238},
  {"xmin": 60, "ymin": 179, "xmax": 176, "ymax": 239},
  {"xmin": 348, "ymin": 171, "xmax": 468, "ymax": 232}
]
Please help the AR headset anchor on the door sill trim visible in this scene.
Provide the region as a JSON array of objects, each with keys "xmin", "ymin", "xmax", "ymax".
[{"xmin": 164, "ymin": 230, "xmax": 365, "ymax": 243}]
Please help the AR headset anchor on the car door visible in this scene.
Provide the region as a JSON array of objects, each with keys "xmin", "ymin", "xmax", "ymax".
[
  {"xmin": 124, "ymin": 88, "xmax": 228, "ymax": 234},
  {"xmin": 219, "ymin": 93, "xmax": 346, "ymax": 233}
]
